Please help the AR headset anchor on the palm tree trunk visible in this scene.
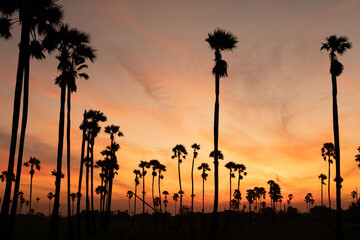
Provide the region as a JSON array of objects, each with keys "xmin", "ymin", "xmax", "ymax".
[
  {"xmin": 8, "ymin": 47, "xmax": 29, "ymax": 240},
  {"xmin": 0, "ymin": 21, "xmax": 27, "ymax": 233},
  {"xmin": 178, "ymin": 156, "xmax": 182, "ymax": 227},
  {"xmin": 105, "ymin": 138, "xmax": 114, "ymax": 232},
  {"xmin": 202, "ymin": 177, "xmax": 205, "ymax": 227},
  {"xmin": 328, "ymin": 159, "xmax": 331, "ymax": 209},
  {"xmin": 134, "ymin": 184, "xmax": 137, "ymax": 216},
  {"xmin": 152, "ymin": 174, "xmax": 157, "ymax": 228},
  {"xmin": 76, "ymin": 110, "xmax": 86, "ymax": 240},
  {"xmin": 85, "ymin": 134, "xmax": 91, "ymax": 235},
  {"xmin": 90, "ymin": 140, "xmax": 97, "ymax": 234},
  {"xmin": 66, "ymin": 87, "xmax": 74, "ymax": 240},
  {"xmin": 191, "ymin": 155, "xmax": 195, "ymax": 228},
  {"xmin": 142, "ymin": 169, "xmax": 145, "ymax": 228},
  {"xmin": 229, "ymin": 170, "xmax": 231, "ymax": 211},
  {"xmin": 209, "ymin": 70, "xmax": 220, "ymax": 240},
  {"xmin": 331, "ymin": 72, "xmax": 344, "ymax": 240},
  {"xmin": 49, "ymin": 200, "xmax": 51, "ymax": 216},
  {"xmin": 28, "ymin": 173, "xmax": 33, "ymax": 228},
  {"xmin": 49, "ymin": 83, "xmax": 66, "ymax": 240}
]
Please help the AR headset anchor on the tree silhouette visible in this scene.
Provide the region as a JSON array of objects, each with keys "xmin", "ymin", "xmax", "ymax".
[
  {"xmin": 162, "ymin": 191, "xmax": 169, "ymax": 214},
  {"xmin": 318, "ymin": 174, "xmax": 327, "ymax": 206},
  {"xmin": 173, "ymin": 193, "xmax": 179, "ymax": 216},
  {"xmin": 23, "ymin": 157, "xmax": 40, "ymax": 227},
  {"xmin": 225, "ymin": 161, "xmax": 236, "ymax": 211},
  {"xmin": 190, "ymin": 143, "xmax": 200, "ymax": 228},
  {"xmin": 172, "ymin": 144, "xmax": 187, "ymax": 227},
  {"xmin": 355, "ymin": 146, "xmax": 360, "ymax": 167},
  {"xmin": 133, "ymin": 169, "xmax": 141, "ymax": 217},
  {"xmin": 70, "ymin": 193, "xmax": 76, "ymax": 216},
  {"xmin": 157, "ymin": 163, "xmax": 166, "ymax": 216},
  {"xmin": 350, "ymin": 191, "xmax": 357, "ymax": 204},
  {"xmin": 0, "ymin": 3, "xmax": 62, "ymax": 236},
  {"xmin": 321, "ymin": 142, "xmax": 335, "ymax": 209},
  {"xmin": 35, "ymin": 198, "xmax": 40, "ymax": 213},
  {"xmin": 47, "ymin": 192, "xmax": 54, "ymax": 216},
  {"xmin": 139, "ymin": 160, "xmax": 150, "ymax": 228},
  {"xmin": 304, "ymin": 193, "xmax": 315, "ymax": 213},
  {"xmin": 287, "ymin": 194, "xmax": 294, "ymax": 209},
  {"xmin": 126, "ymin": 191, "xmax": 133, "ymax": 216},
  {"xmin": 198, "ymin": 163, "xmax": 211, "ymax": 218},
  {"xmin": 321, "ymin": 35, "xmax": 351, "ymax": 240},
  {"xmin": 234, "ymin": 164, "xmax": 246, "ymax": 215},
  {"xmin": 246, "ymin": 189, "xmax": 255, "ymax": 212},
  {"xmin": 205, "ymin": 28, "xmax": 238, "ymax": 239}
]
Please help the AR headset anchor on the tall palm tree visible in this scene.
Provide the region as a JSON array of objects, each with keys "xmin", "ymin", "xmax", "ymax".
[
  {"xmin": 23, "ymin": 157, "xmax": 40, "ymax": 227},
  {"xmin": 43, "ymin": 24, "xmax": 96, "ymax": 240},
  {"xmin": 172, "ymin": 144, "xmax": 187, "ymax": 227},
  {"xmin": 149, "ymin": 159, "xmax": 160, "ymax": 213},
  {"xmin": 304, "ymin": 193, "xmax": 314, "ymax": 213},
  {"xmin": 0, "ymin": 3, "xmax": 62, "ymax": 235},
  {"xmin": 162, "ymin": 191, "xmax": 169, "ymax": 214},
  {"xmin": 321, "ymin": 142, "xmax": 335, "ymax": 209},
  {"xmin": 138, "ymin": 160, "xmax": 150, "ymax": 228},
  {"xmin": 173, "ymin": 193, "xmax": 179, "ymax": 216},
  {"xmin": 133, "ymin": 170, "xmax": 141, "ymax": 216},
  {"xmin": 318, "ymin": 174, "xmax": 327, "ymax": 206},
  {"xmin": 190, "ymin": 143, "xmax": 200, "ymax": 228},
  {"xmin": 70, "ymin": 193, "xmax": 76, "ymax": 216},
  {"xmin": 47, "ymin": 192, "xmax": 54, "ymax": 216},
  {"xmin": 225, "ymin": 161, "xmax": 236, "ymax": 211},
  {"xmin": 126, "ymin": 191, "xmax": 133, "ymax": 216},
  {"xmin": 205, "ymin": 28, "xmax": 238, "ymax": 238},
  {"xmin": 104, "ymin": 125, "xmax": 123, "ymax": 231},
  {"xmin": 157, "ymin": 163, "xmax": 166, "ymax": 215},
  {"xmin": 198, "ymin": 163, "xmax": 211, "ymax": 225},
  {"xmin": 234, "ymin": 164, "xmax": 246, "ymax": 214},
  {"xmin": 321, "ymin": 35, "xmax": 352, "ymax": 240}
]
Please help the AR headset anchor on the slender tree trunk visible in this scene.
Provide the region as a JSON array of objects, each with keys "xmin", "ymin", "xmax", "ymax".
[
  {"xmin": 331, "ymin": 71, "xmax": 344, "ymax": 240},
  {"xmin": 76, "ymin": 110, "xmax": 86, "ymax": 240},
  {"xmin": 85, "ymin": 133, "xmax": 91, "ymax": 235},
  {"xmin": 321, "ymin": 182, "xmax": 323, "ymax": 206},
  {"xmin": 142, "ymin": 169, "xmax": 145, "ymax": 228},
  {"xmin": 229, "ymin": 170, "xmax": 231, "ymax": 211},
  {"xmin": 152, "ymin": 173, "xmax": 157, "ymax": 228},
  {"xmin": 28, "ymin": 173, "xmax": 33, "ymax": 228},
  {"xmin": 0, "ymin": 21, "xmax": 27, "ymax": 236},
  {"xmin": 328, "ymin": 159, "xmax": 331, "ymax": 209},
  {"xmin": 105, "ymin": 138, "xmax": 114, "ymax": 232},
  {"xmin": 49, "ymin": 200, "xmax": 51, "ymax": 216},
  {"xmin": 134, "ymin": 184, "xmax": 137, "ymax": 216},
  {"xmin": 178, "ymin": 157, "xmax": 182, "ymax": 227},
  {"xmin": 7, "ymin": 45, "xmax": 29, "ymax": 240},
  {"xmin": 209, "ymin": 69, "xmax": 220, "ymax": 240},
  {"xmin": 90, "ymin": 139, "xmax": 97, "ymax": 234},
  {"xmin": 191, "ymin": 154, "xmax": 195, "ymax": 228},
  {"xmin": 66, "ymin": 87, "xmax": 74, "ymax": 240},
  {"xmin": 49, "ymin": 84, "xmax": 66, "ymax": 240}
]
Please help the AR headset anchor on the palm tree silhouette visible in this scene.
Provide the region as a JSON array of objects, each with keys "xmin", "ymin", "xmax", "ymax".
[
  {"xmin": 70, "ymin": 193, "xmax": 76, "ymax": 216},
  {"xmin": 173, "ymin": 193, "xmax": 179, "ymax": 216},
  {"xmin": 35, "ymin": 198, "xmax": 40, "ymax": 213},
  {"xmin": 225, "ymin": 161, "xmax": 237, "ymax": 211},
  {"xmin": 43, "ymin": 24, "xmax": 96, "ymax": 240},
  {"xmin": 350, "ymin": 191, "xmax": 357, "ymax": 204},
  {"xmin": 126, "ymin": 191, "xmax": 133, "ymax": 216},
  {"xmin": 258, "ymin": 187, "xmax": 266, "ymax": 211},
  {"xmin": 321, "ymin": 35, "xmax": 352, "ymax": 240},
  {"xmin": 133, "ymin": 169, "xmax": 141, "ymax": 217},
  {"xmin": 139, "ymin": 160, "xmax": 150, "ymax": 228},
  {"xmin": 162, "ymin": 191, "xmax": 169, "ymax": 214},
  {"xmin": 198, "ymin": 162, "xmax": 210, "ymax": 226},
  {"xmin": 0, "ymin": 3, "xmax": 62, "ymax": 234},
  {"xmin": 321, "ymin": 142, "xmax": 335, "ymax": 209},
  {"xmin": 318, "ymin": 174, "xmax": 327, "ymax": 206},
  {"xmin": 172, "ymin": 144, "xmax": 187, "ymax": 227},
  {"xmin": 246, "ymin": 189, "xmax": 255, "ymax": 212},
  {"xmin": 304, "ymin": 193, "xmax": 314, "ymax": 213},
  {"xmin": 149, "ymin": 160, "xmax": 160, "ymax": 212},
  {"xmin": 47, "ymin": 192, "xmax": 54, "ymax": 216},
  {"xmin": 234, "ymin": 164, "xmax": 246, "ymax": 214},
  {"xmin": 205, "ymin": 28, "xmax": 238, "ymax": 238},
  {"xmin": 23, "ymin": 157, "xmax": 40, "ymax": 227},
  {"xmin": 157, "ymin": 163, "xmax": 166, "ymax": 215},
  {"xmin": 190, "ymin": 143, "xmax": 200, "ymax": 228}
]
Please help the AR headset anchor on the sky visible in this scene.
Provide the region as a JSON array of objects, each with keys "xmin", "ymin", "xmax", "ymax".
[{"xmin": 1, "ymin": 0, "xmax": 360, "ymax": 215}]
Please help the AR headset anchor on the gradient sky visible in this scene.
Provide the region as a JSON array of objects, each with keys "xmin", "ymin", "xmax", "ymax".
[{"xmin": 1, "ymin": 0, "xmax": 360, "ymax": 215}]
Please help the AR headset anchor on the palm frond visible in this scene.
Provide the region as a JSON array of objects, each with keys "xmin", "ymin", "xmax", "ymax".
[
  {"xmin": 0, "ymin": 17, "xmax": 12, "ymax": 39},
  {"xmin": 205, "ymin": 28, "xmax": 238, "ymax": 51}
]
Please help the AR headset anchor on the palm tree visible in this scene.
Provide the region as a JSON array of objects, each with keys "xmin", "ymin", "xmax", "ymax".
[
  {"xmin": 126, "ymin": 191, "xmax": 133, "ymax": 216},
  {"xmin": 198, "ymin": 163, "xmax": 211, "ymax": 225},
  {"xmin": 304, "ymin": 193, "xmax": 314, "ymax": 213},
  {"xmin": 173, "ymin": 193, "xmax": 179, "ymax": 216},
  {"xmin": 321, "ymin": 35, "xmax": 352, "ymax": 240},
  {"xmin": 157, "ymin": 163, "xmax": 166, "ymax": 216},
  {"xmin": 0, "ymin": 3, "xmax": 62, "ymax": 234},
  {"xmin": 133, "ymin": 170, "xmax": 141, "ymax": 216},
  {"xmin": 162, "ymin": 191, "xmax": 169, "ymax": 214},
  {"xmin": 234, "ymin": 164, "xmax": 246, "ymax": 214},
  {"xmin": 321, "ymin": 143, "xmax": 335, "ymax": 209},
  {"xmin": 47, "ymin": 192, "xmax": 54, "ymax": 216},
  {"xmin": 258, "ymin": 187, "xmax": 266, "ymax": 211},
  {"xmin": 318, "ymin": 174, "xmax": 327, "ymax": 206},
  {"xmin": 138, "ymin": 160, "xmax": 150, "ymax": 228},
  {"xmin": 172, "ymin": 144, "xmax": 187, "ymax": 226},
  {"xmin": 205, "ymin": 28, "xmax": 238, "ymax": 238},
  {"xmin": 103, "ymin": 125, "xmax": 123, "ymax": 231},
  {"xmin": 43, "ymin": 24, "xmax": 96, "ymax": 240},
  {"xmin": 356, "ymin": 147, "xmax": 360, "ymax": 168},
  {"xmin": 70, "ymin": 193, "xmax": 76, "ymax": 216},
  {"xmin": 23, "ymin": 157, "xmax": 40, "ymax": 227},
  {"xmin": 35, "ymin": 198, "xmax": 40, "ymax": 213},
  {"xmin": 149, "ymin": 159, "xmax": 160, "ymax": 213},
  {"xmin": 350, "ymin": 191, "xmax": 357, "ymax": 204},
  {"xmin": 225, "ymin": 161, "xmax": 236, "ymax": 211},
  {"xmin": 190, "ymin": 143, "xmax": 200, "ymax": 228}
]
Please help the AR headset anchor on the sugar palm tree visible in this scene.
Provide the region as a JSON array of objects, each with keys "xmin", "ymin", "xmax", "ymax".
[
  {"xmin": 304, "ymin": 193, "xmax": 314, "ymax": 213},
  {"xmin": 321, "ymin": 142, "xmax": 335, "ymax": 209},
  {"xmin": 173, "ymin": 193, "xmax": 179, "ymax": 216},
  {"xmin": 190, "ymin": 143, "xmax": 200, "ymax": 228},
  {"xmin": 23, "ymin": 157, "xmax": 40, "ymax": 227},
  {"xmin": 138, "ymin": 160, "xmax": 150, "ymax": 228},
  {"xmin": 198, "ymin": 162, "xmax": 210, "ymax": 226},
  {"xmin": 355, "ymin": 146, "xmax": 360, "ymax": 169},
  {"xmin": 157, "ymin": 163, "xmax": 166, "ymax": 215},
  {"xmin": 318, "ymin": 174, "xmax": 327, "ymax": 206},
  {"xmin": 172, "ymin": 144, "xmax": 187, "ymax": 226},
  {"xmin": 149, "ymin": 159, "xmax": 160, "ymax": 213},
  {"xmin": 133, "ymin": 170, "xmax": 141, "ymax": 216},
  {"xmin": 288, "ymin": 194, "xmax": 293, "ymax": 207},
  {"xmin": 205, "ymin": 28, "xmax": 238, "ymax": 238},
  {"xmin": 321, "ymin": 35, "xmax": 352, "ymax": 240},
  {"xmin": 43, "ymin": 24, "xmax": 96, "ymax": 240},
  {"xmin": 47, "ymin": 192, "xmax": 54, "ymax": 216},
  {"xmin": 162, "ymin": 191, "xmax": 169, "ymax": 214},
  {"xmin": 234, "ymin": 164, "xmax": 246, "ymax": 214},
  {"xmin": 0, "ymin": 3, "xmax": 62, "ymax": 234},
  {"xmin": 70, "ymin": 193, "xmax": 76, "ymax": 216},
  {"xmin": 350, "ymin": 191, "xmax": 357, "ymax": 204},
  {"xmin": 225, "ymin": 161, "xmax": 236, "ymax": 211},
  {"xmin": 126, "ymin": 191, "xmax": 133, "ymax": 216}
]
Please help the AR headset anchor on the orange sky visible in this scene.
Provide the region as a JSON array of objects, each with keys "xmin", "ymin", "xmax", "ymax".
[{"xmin": 1, "ymin": 0, "xmax": 360, "ymax": 215}]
